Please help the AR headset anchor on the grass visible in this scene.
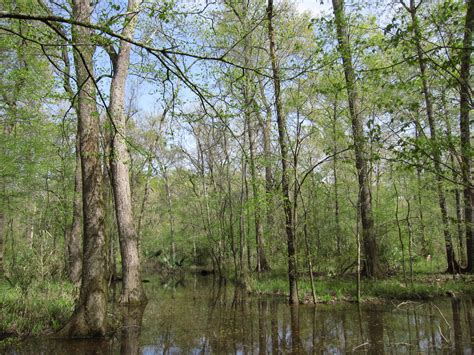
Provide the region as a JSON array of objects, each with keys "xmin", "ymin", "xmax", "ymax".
[
  {"xmin": 246, "ymin": 269, "xmax": 474, "ymax": 303},
  {"xmin": 0, "ymin": 280, "xmax": 76, "ymax": 340}
]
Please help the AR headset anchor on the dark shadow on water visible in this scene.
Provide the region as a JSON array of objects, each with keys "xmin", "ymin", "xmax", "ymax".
[{"xmin": 367, "ymin": 306, "xmax": 384, "ymax": 354}]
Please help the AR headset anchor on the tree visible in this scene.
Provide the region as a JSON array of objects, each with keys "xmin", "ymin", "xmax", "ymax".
[
  {"xmin": 332, "ymin": 0, "xmax": 380, "ymax": 278},
  {"xmin": 59, "ymin": 0, "xmax": 108, "ymax": 336},
  {"xmin": 401, "ymin": 0, "xmax": 459, "ymax": 273},
  {"xmin": 267, "ymin": 0, "xmax": 299, "ymax": 304},
  {"xmin": 107, "ymin": 0, "xmax": 146, "ymax": 305},
  {"xmin": 459, "ymin": 0, "xmax": 473, "ymax": 272}
]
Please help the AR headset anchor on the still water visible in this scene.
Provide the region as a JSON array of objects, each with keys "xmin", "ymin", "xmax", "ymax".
[{"xmin": 6, "ymin": 275, "xmax": 474, "ymax": 354}]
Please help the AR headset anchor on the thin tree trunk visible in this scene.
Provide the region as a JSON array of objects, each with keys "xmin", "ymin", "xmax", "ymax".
[
  {"xmin": 237, "ymin": 0, "xmax": 270, "ymax": 272},
  {"xmin": 415, "ymin": 124, "xmax": 428, "ymax": 257},
  {"xmin": 442, "ymin": 94, "xmax": 465, "ymax": 265},
  {"xmin": 0, "ymin": 210, "xmax": 4, "ymax": 277},
  {"xmin": 0, "ymin": 122, "xmax": 11, "ymax": 278},
  {"xmin": 58, "ymin": 40, "xmax": 83, "ymax": 284},
  {"xmin": 67, "ymin": 138, "xmax": 83, "ymax": 284},
  {"xmin": 223, "ymin": 133, "xmax": 238, "ymax": 280},
  {"xmin": 332, "ymin": 96, "xmax": 341, "ymax": 254},
  {"xmin": 393, "ymin": 181, "xmax": 407, "ymax": 286},
  {"xmin": 239, "ymin": 157, "xmax": 247, "ymax": 277},
  {"xmin": 405, "ymin": 196, "xmax": 414, "ymax": 286},
  {"xmin": 459, "ymin": 0, "xmax": 474, "ymax": 272},
  {"xmin": 267, "ymin": 0, "xmax": 298, "ymax": 304},
  {"xmin": 59, "ymin": 0, "xmax": 107, "ymax": 336},
  {"xmin": 405, "ymin": 0, "xmax": 459, "ymax": 273},
  {"xmin": 246, "ymin": 105, "xmax": 270, "ymax": 272},
  {"xmin": 162, "ymin": 167, "xmax": 176, "ymax": 264},
  {"xmin": 137, "ymin": 158, "xmax": 152, "ymax": 239},
  {"xmin": 108, "ymin": 0, "xmax": 146, "ymax": 304},
  {"xmin": 332, "ymin": 0, "xmax": 380, "ymax": 278},
  {"xmin": 257, "ymin": 77, "xmax": 275, "ymax": 252}
]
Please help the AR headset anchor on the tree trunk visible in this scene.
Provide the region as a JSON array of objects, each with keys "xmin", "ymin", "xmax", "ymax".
[
  {"xmin": 332, "ymin": 96, "xmax": 341, "ymax": 254},
  {"xmin": 257, "ymin": 77, "xmax": 275, "ymax": 243},
  {"xmin": 459, "ymin": 0, "xmax": 474, "ymax": 272},
  {"xmin": 223, "ymin": 133, "xmax": 238, "ymax": 279},
  {"xmin": 442, "ymin": 94, "xmax": 466, "ymax": 266},
  {"xmin": 267, "ymin": 0, "xmax": 299, "ymax": 304},
  {"xmin": 162, "ymin": 167, "xmax": 176, "ymax": 264},
  {"xmin": 56, "ymin": 39, "xmax": 83, "ymax": 285},
  {"xmin": 406, "ymin": 0, "xmax": 459, "ymax": 273},
  {"xmin": 0, "ymin": 210, "xmax": 4, "ymax": 277},
  {"xmin": 332, "ymin": 0, "xmax": 380, "ymax": 278},
  {"xmin": 67, "ymin": 138, "xmax": 83, "ymax": 284},
  {"xmin": 108, "ymin": 0, "xmax": 146, "ymax": 304},
  {"xmin": 246, "ymin": 100, "xmax": 270, "ymax": 272},
  {"xmin": 59, "ymin": 0, "xmax": 107, "ymax": 337},
  {"xmin": 415, "ymin": 123, "xmax": 428, "ymax": 257},
  {"xmin": 239, "ymin": 154, "xmax": 247, "ymax": 277},
  {"xmin": 0, "ymin": 123, "xmax": 11, "ymax": 278}
]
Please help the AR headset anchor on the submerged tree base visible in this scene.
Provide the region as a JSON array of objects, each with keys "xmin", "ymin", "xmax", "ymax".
[{"xmin": 118, "ymin": 290, "xmax": 148, "ymax": 306}]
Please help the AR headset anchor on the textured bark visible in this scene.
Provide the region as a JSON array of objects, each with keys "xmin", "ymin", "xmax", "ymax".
[
  {"xmin": 59, "ymin": 0, "xmax": 107, "ymax": 337},
  {"xmin": 108, "ymin": 0, "xmax": 146, "ymax": 304},
  {"xmin": 267, "ymin": 0, "xmax": 299, "ymax": 304},
  {"xmin": 67, "ymin": 138, "xmax": 83, "ymax": 284},
  {"xmin": 459, "ymin": 0, "xmax": 474, "ymax": 272},
  {"xmin": 406, "ymin": 0, "xmax": 459, "ymax": 273},
  {"xmin": 332, "ymin": 0, "xmax": 380, "ymax": 278}
]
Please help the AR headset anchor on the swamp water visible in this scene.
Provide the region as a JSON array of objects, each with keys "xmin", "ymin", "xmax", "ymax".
[{"xmin": 5, "ymin": 275, "xmax": 474, "ymax": 354}]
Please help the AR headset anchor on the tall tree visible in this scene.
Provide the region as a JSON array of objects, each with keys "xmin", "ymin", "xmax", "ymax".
[
  {"xmin": 459, "ymin": 0, "xmax": 473, "ymax": 272},
  {"xmin": 108, "ymin": 0, "xmax": 146, "ymax": 304},
  {"xmin": 267, "ymin": 0, "xmax": 299, "ymax": 304},
  {"xmin": 332, "ymin": 0, "xmax": 380, "ymax": 277},
  {"xmin": 59, "ymin": 0, "xmax": 108, "ymax": 336},
  {"xmin": 402, "ymin": 0, "xmax": 459, "ymax": 273}
]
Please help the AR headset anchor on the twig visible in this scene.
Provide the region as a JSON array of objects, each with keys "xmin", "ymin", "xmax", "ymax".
[
  {"xmin": 352, "ymin": 342, "xmax": 369, "ymax": 351},
  {"xmin": 438, "ymin": 324, "xmax": 450, "ymax": 344},
  {"xmin": 431, "ymin": 303, "xmax": 452, "ymax": 330}
]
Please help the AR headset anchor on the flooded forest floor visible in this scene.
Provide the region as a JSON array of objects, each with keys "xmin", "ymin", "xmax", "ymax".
[
  {"xmin": 1, "ymin": 272, "xmax": 474, "ymax": 353},
  {"xmin": 1, "ymin": 269, "xmax": 474, "ymax": 345}
]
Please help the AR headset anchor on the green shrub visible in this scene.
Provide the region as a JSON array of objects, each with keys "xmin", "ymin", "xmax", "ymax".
[{"xmin": 0, "ymin": 280, "xmax": 76, "ymax": 337}]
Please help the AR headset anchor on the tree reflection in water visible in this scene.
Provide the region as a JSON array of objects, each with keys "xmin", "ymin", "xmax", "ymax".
[{"xmin": 5, "ymin": 276, "xmax": 474, "ymax": 354}]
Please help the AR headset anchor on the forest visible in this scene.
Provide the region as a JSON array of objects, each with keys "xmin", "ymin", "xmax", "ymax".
[{"xmin": 0, "ymin": 0, "xmax": 473, "ymax": 347}]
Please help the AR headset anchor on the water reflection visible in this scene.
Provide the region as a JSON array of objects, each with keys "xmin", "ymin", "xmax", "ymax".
[
  {"xmin": 120, "ymin": 306, "xmax": 146, "ymax": 355},
  {"xmin": 5, "ymin": 275, "xmax": 474, "ymax": 354},
  {"xmin": 140, "ymin": 276, "xmax": 474, "ymax": 354}
]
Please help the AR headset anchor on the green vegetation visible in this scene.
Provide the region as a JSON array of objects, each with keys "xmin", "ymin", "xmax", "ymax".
[
  {"xmin": 0, "ymin": 281, "xmax": 75, "ymax": 338},
  {"xmin": 0, "ymin": 0, "xmax": 473, "ymax": 341},
  {"xmin": 248, "ymin": 270, "xmax": 474, "ymax": 303}
]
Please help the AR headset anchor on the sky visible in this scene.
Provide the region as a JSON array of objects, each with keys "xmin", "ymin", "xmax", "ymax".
[
  {"xmin": 294, "ymin": 0, "xmax": 332, "ymax": 17},
  {"xmin": 130, "ymin": 0, "xmax": 334, "ymax": 118}
]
